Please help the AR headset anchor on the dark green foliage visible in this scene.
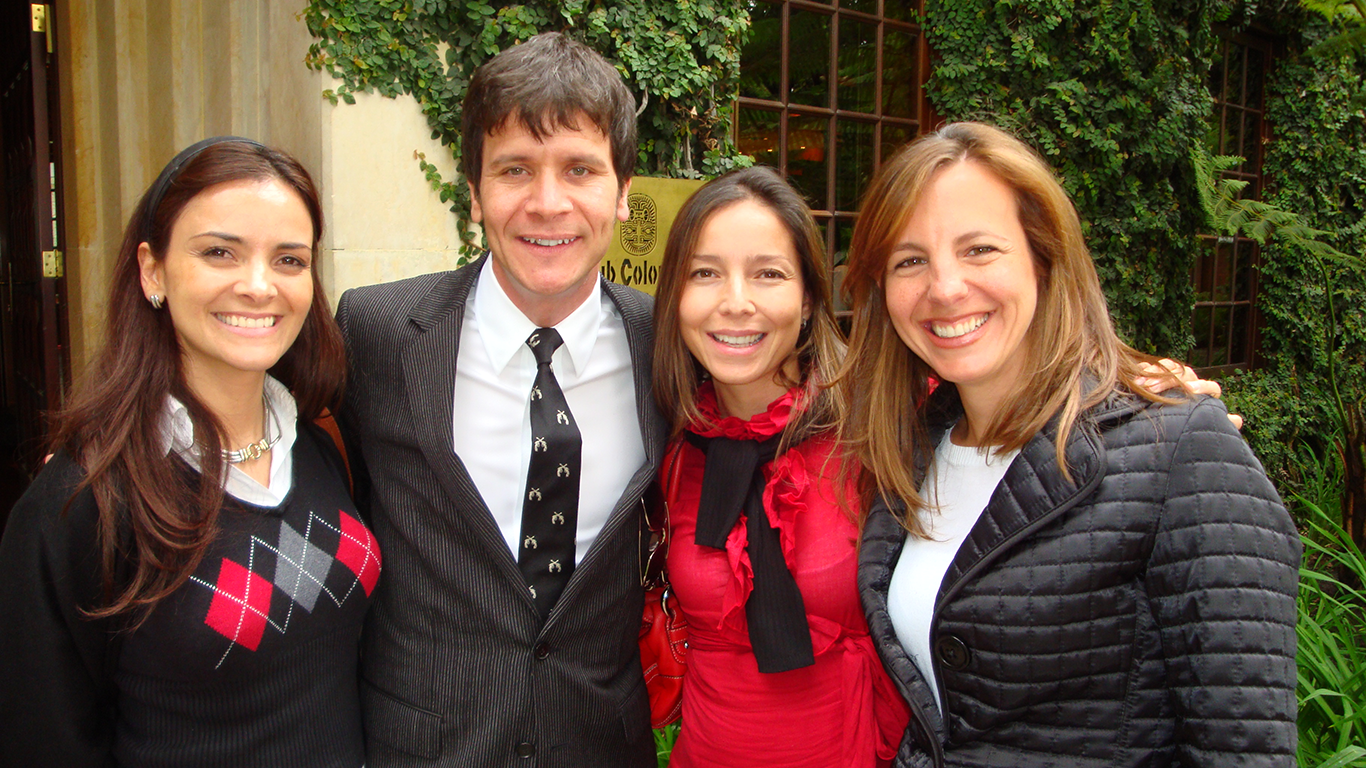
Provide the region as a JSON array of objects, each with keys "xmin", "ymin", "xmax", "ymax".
[
  {"xmin": 1222, "ymin": 12, "xmax": 1366, "ymax": 525},
  {"xmin": 922, "ymin": 0, "xmax": 1366, "ymax": 532},
  {"xmin": 304, "ymin": 0, "xmax": 753, "ymax": 257},
  {"xmin": 1301, "ymin": 0, "xmax": 1366, "ymax": 60},
  {"xmin": 1289, "ymin": 447, "xmax": 1366, "ymax": 767},
  {"xmin": 654, "ymin": 722, "xmax": 679, "ymax": 768},
  {"xmin": 922, "ymin": 0, "xmax": 1236, "ymax": 355}
]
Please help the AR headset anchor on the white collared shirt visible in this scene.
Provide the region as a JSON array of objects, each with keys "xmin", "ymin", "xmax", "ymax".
[
  {"xmin": 159, "ymin": 375, "xmax": 298, "ymax": 508},
  {"xmin": 453, "ymin": 258, "xmax": 644, "ymax": 564}
]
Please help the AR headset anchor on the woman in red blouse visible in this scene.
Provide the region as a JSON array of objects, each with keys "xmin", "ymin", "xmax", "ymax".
[{"xmin": 651, "ymin": 166, "xmax": 909, "ymax": 767}]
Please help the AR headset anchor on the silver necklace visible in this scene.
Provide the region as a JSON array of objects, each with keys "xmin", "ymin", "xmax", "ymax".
[{"xmin": 222, "ymin": 394, "xmax": 281, "ymax": 464}]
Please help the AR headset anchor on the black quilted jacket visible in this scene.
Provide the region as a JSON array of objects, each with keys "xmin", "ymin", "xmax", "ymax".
[{"xmin": 859, "ymin": 384, "xmax": 1300, "ymax": 768}]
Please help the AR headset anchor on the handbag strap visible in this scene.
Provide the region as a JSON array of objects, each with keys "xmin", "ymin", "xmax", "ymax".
[
  {"xmin": 641, "ymin": 438, "xmax": 687, "ymax": 588},
  {"xmin": 660, "ymin": 438, "xmax": 686, "ymax": 529}
]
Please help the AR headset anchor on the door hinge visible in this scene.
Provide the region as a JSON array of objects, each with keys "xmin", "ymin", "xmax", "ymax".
[
  {"xmin": 31, "ymin": 5, "xmax": 53, "ymax": 53},
  {"xmin": 42, "ymin": 249, "xmax": 63, "ymax": 279}
]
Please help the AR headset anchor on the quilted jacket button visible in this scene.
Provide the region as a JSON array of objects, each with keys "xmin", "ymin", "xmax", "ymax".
[{"xmin": 936, "ymin": 634, "xmax": 971, "ymax": 670}]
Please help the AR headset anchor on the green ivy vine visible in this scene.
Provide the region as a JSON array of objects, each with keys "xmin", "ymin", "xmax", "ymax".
[
  {"xmin": 921, "ymin": 0, "xmax": 1249, "ymax": 355},
  {"xmin": 1223, "ymin": 10, "xmax": 1366, "ymax": 543},
  {"xmin": 303, "ymin": 0, "xmax": 753, "ymax": 257},
  {"xmin": 920, "ymin": 0, "xmax": 1366, "ymax": 534}
]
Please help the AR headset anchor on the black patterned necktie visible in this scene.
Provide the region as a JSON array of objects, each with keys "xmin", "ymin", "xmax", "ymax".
[{"xmin": 518, "ymin": 327, "xmax": 582, "ymax": 616}]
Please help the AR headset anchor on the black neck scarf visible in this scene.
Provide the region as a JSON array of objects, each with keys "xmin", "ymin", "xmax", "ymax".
[{"xmin": 685, "ymin": 432, "xmax": 815, "ymax": 673}]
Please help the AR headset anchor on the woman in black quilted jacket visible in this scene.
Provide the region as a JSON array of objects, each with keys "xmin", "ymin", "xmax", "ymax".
[{"xmin": 837, "ymin": 122, "xmax": 1300, "ymax": 767}]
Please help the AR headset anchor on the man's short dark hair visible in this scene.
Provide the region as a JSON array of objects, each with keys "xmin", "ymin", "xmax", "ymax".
[{"xmin": 461, "ymin": 32, "xmax": 638, "ymax": 193}]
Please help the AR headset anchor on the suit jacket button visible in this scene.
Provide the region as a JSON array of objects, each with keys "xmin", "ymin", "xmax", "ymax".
[
  {"xmin": 534, "ymin": 642, "xmax": 551, "ymax": 660},
  {"xmin": 515, "ymin": 742, "xmax": 536, "ymax": 758},
  {"xmin": 936, "ymin": 634, "xmax": 971, "ymax": 670}
]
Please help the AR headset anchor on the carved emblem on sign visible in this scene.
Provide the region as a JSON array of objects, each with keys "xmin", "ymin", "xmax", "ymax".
[{"xmin": 620, "ymin": 193, "xmax": 658, "ymax": 256}]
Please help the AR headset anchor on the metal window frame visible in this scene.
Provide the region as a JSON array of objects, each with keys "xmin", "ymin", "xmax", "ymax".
[
  {"xmin": 1193, "ymin": 28, "xmax": 1277, "ymax": 376},
  {"xmin": 735, "ymin": 0, "xmax": 932, "ymax": 290}
]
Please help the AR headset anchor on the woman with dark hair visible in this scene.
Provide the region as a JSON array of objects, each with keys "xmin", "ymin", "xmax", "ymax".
[
  {"xmin": 0, "ymin": 137, "xmax": 378, "ymax": 767},
  {"xmin": 652, "ymin": 165, "xmax": 908, "ymax": 767},
  {"xmin": 842, "ymin": 122, "xmax": 1299, "ymax": 766}
]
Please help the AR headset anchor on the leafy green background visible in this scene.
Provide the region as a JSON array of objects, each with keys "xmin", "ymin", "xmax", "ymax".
[{"xmin": 304, "ymin": 0, "xmax": 754, "ymax": 257}]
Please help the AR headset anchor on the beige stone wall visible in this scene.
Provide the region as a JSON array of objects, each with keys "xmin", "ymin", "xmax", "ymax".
[
  {"xmin": 319, "ymin": 89, "xmax": 468, "ymax": 299},
  {"xmin": 58, "ymin": 1, "xmax": 471, "ymax": 375},
  {"xmin": 59, "ymin": 0, "xmax": 326, "ymax": 372}
]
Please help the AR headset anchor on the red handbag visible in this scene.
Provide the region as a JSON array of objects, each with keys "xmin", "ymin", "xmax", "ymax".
[{"xmin": 638, "ymin": 441, "xmax": 687, "ymax": 728}]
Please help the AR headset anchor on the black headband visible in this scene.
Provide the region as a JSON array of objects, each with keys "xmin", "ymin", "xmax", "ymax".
[{"xmin": 140, "ymin": 135, "xmax": 265, "ymax": 243}]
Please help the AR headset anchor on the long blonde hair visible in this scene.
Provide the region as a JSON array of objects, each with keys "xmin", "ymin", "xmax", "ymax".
[{"xmin": 838, "ymin": 122, "xmax": 1177, "ymax": 534}]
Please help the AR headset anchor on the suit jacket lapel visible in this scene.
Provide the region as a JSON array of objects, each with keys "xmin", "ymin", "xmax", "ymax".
[
  {"xmin": 546, "ymin": 279, "xmax": 665, "ymax": 622},
  {"xmin": 402, "ymin": 257, "xmax": 531, "ymax": 598}
]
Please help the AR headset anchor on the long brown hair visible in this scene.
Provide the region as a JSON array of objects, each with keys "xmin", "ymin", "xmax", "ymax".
[
  {"xmin": 50, "ymin": 139, "xmax": 346, "ymax": 623},
  {"xmin": 652, "ymin": 165, "xmax": 846, "ymax": 451},
  {"xmin": 838, "ymin": 123, "xmax": 1178, "ymax": 533}
]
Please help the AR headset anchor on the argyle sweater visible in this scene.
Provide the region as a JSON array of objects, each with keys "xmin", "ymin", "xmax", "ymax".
[{"xmin": 0, "ymin": 422, "xmax": 379, "ymax": 768}]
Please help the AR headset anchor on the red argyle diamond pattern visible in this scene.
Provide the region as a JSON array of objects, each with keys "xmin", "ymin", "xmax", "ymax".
[
  {"xmin": 203, "ymin": 558, "xmax": 273, "ymax": 651},
  {"xmin": 336, "ymin": 511, "xmax": 381, "ymax": 596},
  {"xmin": 193, "ymin": 509, "xmax": 381, "ymax": 663}
]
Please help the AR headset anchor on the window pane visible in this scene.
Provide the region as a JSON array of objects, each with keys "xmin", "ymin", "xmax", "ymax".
[
  {"xmin": 884, "ymin": 1, "xmax": 914, "ymax": 22},
  {"xmin": 1209, "ymin": 40, "xmax": 1227, "ymax": 102},
  {"xmin": 1213, "ymin": 238, "xmax": 1232, "ymax": 302},
  {"xmin": 881, "ymin": 122, "xmax": 914, "ymax": 164},
  {"xmin": 1247, "ymin": 47, "xmax": 1266, "ymax": 107},
  {"xmin": 740, "ymin": 2, "xmax": 783, "ymax": 100},
  {"xmin": 883, "ymin": 29, "xmax": 918, "ymax": 118},
  {"xmin": 1205, "ymin": 107, "xmax": 1223, "ymax": 155},
  {"xmin": 1194, "ymin": 240, "xmax": 1222, "ymax": 301},
  {"xmin": 1229, "ymin": 113, "xmax": 1247, "ymax": 170},
  {"xmin": 1209, "ymin": 306, "xmax": 1231, "ymax": 366},
  {"xmin": 1242, "ymin": 112, "xmax": 1261, "ymax": 174},
  {"xmin": 1234, "ymin": 241, "xmax": 1255, "ymax": 301},
  {"xmin": 787, "ymin": 114, "xmax": 829, "ymax": 209},
  {"xmin": 833, "ymin": 216, "xmax": 855, "ymax": 265},
  {"xmin": 789, "ymin": 10, "xmax": 831, "ymax": 107},
  {"xmin": 1192, "ymin": 306, "xmax": 1212, "ymax": 368},
  {"xmin": 838, "ymin": 18, "xmax": 878, "ymax": 113},
  {"xmin": 1230, "ymin": 305, "xmax": 1250, "ymax": 366},
  {"xmin": 831, "ymin": 217, "xmax": 855, "ymax": 311},
  {"xmin": 737, "ymin": 108, "xmax": 781, "ymax": 162},
  {"xmin": 843, "ymin": 0, "xmax": 877, "ymax": 13},
  {"xmin": 836, "ymin": 119, "xmax": 875, "ymax": 211},
  {"xmin": 1226, "ymin": 42, "xmax": 1245, "ymax": 105}
]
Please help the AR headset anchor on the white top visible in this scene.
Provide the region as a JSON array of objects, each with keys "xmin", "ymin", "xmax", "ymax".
[
  {"xmin": 452, "ymin": 258, "xmax": 644, "ymax": 564},
  {"xmin": 159, "ymin": 375, "xmax": 298, "ymax": 508},
  {"xmin": 887, "ymin": 425, "xmax": 1018, "ymax": 707}
]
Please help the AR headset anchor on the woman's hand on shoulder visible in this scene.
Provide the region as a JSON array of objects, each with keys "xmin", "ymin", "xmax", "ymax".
[{"xmin": 1136, "ymin": 359, "xmax": 1244, "ymax": 431}]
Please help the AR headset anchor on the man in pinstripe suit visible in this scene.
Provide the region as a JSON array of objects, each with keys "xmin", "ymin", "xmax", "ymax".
[{"xmin": 336, "ymin": 33, "xmax": 665, "ymax": 767}]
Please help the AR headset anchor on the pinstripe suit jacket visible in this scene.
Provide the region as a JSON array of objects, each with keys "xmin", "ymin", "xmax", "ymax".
[{"xmin": 337, "ymin": 256, "xmax": 665, "ymax": 768}]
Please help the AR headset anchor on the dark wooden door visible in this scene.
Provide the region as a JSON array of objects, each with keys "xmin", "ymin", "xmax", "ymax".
[{"xmin": 0, "ymin": 2, "xmax": 69, "ymax": 514}]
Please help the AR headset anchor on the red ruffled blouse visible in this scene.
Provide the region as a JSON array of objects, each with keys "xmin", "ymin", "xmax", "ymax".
[{"xmin": 664, "ymin": 383, "xmax": 909, "ymax": 768}]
